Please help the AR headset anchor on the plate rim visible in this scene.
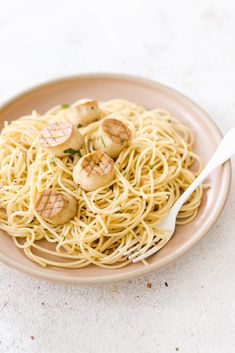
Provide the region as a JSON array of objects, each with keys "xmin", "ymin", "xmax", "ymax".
[{"xmin": 0, "ymin": 73, "xmax": 232, "ymax": 284}]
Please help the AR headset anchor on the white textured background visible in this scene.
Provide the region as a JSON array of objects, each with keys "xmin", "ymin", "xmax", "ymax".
[{"xmin": 0, "ymin": 1, "xmax": 235, "ymax": 352}]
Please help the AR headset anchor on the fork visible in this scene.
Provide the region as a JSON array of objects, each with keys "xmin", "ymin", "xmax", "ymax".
[{"xmin": 126, "ymin": 127, "xmax": 235, "ymax": 263}]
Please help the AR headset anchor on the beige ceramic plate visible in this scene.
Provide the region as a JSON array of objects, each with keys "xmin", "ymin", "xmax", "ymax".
[{"xmin": 0, "ymin": 74, "xmax": 231, "ymax": 284}]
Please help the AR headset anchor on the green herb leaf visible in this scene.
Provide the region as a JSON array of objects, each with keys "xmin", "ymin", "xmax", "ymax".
[
  {"xmin": 149, "ymin": 164, "xmax": 155, "ymax": 170},
  {"xmin": 63, "ymin": 148, "xmax": 82, "ymax": 157},
  {"xmin": 99, "ymin": 135, "xmax": 106, "ymax": 148},
  {"xmin": 61, "ymin": 104, "xmax": 70, "ymax": 109}
]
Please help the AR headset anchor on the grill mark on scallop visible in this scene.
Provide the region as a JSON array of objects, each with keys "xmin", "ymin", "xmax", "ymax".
[
  {"xmin": 81, "ymin": 151, "xmax": 113, "ymax": 176},
  {"xmin": 35, "ymin": 189, "xmax": 65, "ymax": 218},
  {"xmin": 102, "ymin": 119, "xmax": 131, "ymax": 144},
  {"xmin": 77, "ymin": 99, "xmax": 97, "ymax": 110},
  {"xmin": 39, "ymin": 122, "xmax": 72, "ymax": 147}
]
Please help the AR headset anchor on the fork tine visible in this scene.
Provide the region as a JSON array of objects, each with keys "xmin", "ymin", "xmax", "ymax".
[
  {"xmin": 128, "ymin": 250, "xmax": 143, "ymax": 260},
  {"xmin": 128, "ymin": 236, "xmax": 160, "ymax": 260},
  {"xmin": 132, "ymin": 239, "xmax": 167, "ymax": 263},
  {"xmin": 123, "ymin": 243, "xmax": 139, "ymax": 256},
  {"xmin": 119, "ymin": 239, "xmax": 138, "ymax": 255}
]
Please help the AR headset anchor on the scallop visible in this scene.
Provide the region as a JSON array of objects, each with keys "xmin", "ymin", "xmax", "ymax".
[
  {"xmin": 35, "ymin": 189, "xmax": 77, "ymax": 225},
  {"xmin": 73, "ymin": 151, "xmax": 115, "ymax": 191},
  {"xmin": 94, "ymin": 118, "xmax": 132, "ymax": 158},
  {"xmin": 39, "ymin": 122, "xmax": 84, "ymax": 157},
  {"xmin": 66, "ymin": 99, "xmax": 102, "ymax": 127}
]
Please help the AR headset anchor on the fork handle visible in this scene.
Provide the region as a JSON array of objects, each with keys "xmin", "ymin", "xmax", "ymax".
[{"xmin": 173, "ymin": 127, "xmax": 235, "ymax": 212}]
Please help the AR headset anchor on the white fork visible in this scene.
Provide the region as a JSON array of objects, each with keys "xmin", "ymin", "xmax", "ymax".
[{"xmin": 127, "ymin": 127, "xmax": 235, "ymax": 263}]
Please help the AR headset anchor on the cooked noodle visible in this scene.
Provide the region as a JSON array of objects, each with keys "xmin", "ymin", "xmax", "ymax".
[{"xmin": 0, "ymin": 99, "xmax": 203, "ymax": 268}]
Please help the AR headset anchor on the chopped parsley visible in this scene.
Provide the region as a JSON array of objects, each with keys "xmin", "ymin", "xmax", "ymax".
[
  {"xmin": 61, "ymin": 104, "xmax": 70, "ymax": 109},
  {"xmin": 63, "ymin": 148, "xmax": 82, "ymax": 157},
  {"xmin": 149, "ymin": 164, "xmax": 155, "ymax": 170},
  {"xmin": 99, "ymin": 135, "xmax": 106, "ymax": 148}
]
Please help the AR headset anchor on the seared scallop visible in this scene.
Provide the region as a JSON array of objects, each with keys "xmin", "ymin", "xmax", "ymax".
[
  {"xmin": 73, "ymin": 151, "xmax": 115, "ymax": 191},
  {"xmin": 66, "ymin": 99, "xmax": 102, "ymax": 127},
  {"xmin": 94, "ymin": 118, "xmax": 132, "ymax": 158},
  {"xmin": 35, "ymin": 189, "xmax": 77, "ymax": 225},
  {"xmin": 39, "ymin": 122, "xmax": 84, "ymax": 157}
]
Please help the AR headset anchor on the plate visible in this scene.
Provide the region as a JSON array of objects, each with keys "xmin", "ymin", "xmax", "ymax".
[{"xmin": 0, "ymin": 74, "xmax": 231, "ymax": 284}]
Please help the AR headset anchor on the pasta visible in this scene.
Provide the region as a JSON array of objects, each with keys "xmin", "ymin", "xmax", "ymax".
[{"xmin": 0, "ymin": 99, "xmax": 203, "ymax": 268}]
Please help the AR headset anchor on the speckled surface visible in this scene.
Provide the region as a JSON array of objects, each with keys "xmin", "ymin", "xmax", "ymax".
[{"xmin": 0, "ymin": 1, "xmax": 235, "ymax": 352}]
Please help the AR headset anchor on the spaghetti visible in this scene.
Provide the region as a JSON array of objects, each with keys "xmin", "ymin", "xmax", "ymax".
[{"xmin": 0, "ymin": 99, "xmax": 203, "ymax": 268}]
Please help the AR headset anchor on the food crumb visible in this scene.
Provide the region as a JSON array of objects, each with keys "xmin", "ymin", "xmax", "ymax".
[
  {"xmin": 176, "ymin": 348, "xmax": 179, "ymax": 351},
  {"xmin": 146, "ymin": 282, "xmax": 152, "ymax": 288},
  {"xmin": 165, "ymin": 282, "xmax": 168, "ymax": 287},
  {"xmin": 41, "ymin": 302, "xmax": 44, "ymax": 305},
  {"xmin": 30, "ymin": 336, "xmax": 35, "ymax": 340}
]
